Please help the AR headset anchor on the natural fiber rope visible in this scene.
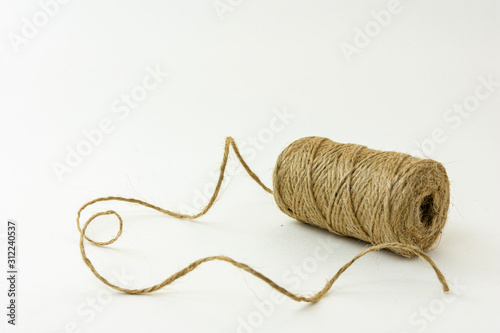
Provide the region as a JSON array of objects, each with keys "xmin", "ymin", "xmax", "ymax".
[
  {"xmin": 77, "ymin": 137, "xmax": 450, "ymax": 302},
  {"xmin": 273, "ymin": 137, "xmax": 450, "ymax": 258}
]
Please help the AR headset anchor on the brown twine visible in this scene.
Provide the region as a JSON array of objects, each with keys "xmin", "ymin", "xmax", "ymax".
[
  {"xmin": 273, "ymin": 137, "xmax": 450, "ymax": 258},
  {"xmin": 77, "ymin": 136, "xmax": 450, "ymax": 302}
]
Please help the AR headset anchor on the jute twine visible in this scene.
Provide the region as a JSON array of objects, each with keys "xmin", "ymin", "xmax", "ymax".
[{"xmin": 77, "ymin": 136, "xmax": 451, "ymax": 302}]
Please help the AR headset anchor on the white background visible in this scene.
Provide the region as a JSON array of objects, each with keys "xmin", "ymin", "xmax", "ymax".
[{"xmin": 1, "ymin": 0, "xmax": 499, "ymax": 332}]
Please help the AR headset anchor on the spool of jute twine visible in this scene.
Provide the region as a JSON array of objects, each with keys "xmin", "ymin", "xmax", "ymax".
[{"xmin": 77, "ymin": 136, "xmax": 451, "ymax": 302}]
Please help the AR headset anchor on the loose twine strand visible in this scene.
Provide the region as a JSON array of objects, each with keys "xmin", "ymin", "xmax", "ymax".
[{"xmin": 77, "ymin": 137, "xmax": 449, "ymax": 303}]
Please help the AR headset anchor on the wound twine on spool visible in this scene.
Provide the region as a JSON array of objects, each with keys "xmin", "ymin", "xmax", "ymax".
[{"xmin": 77, "ymin": 136, "xmax": 451, "ymax": 302}]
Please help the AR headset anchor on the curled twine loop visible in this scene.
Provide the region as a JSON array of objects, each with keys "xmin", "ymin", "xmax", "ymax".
[{"xmin": 77, "ymin": 137, "xmax": 449, "ymax": 303}]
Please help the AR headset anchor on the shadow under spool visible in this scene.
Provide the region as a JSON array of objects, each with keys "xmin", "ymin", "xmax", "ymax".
[{"xmin": 272, "ymin": 137, "xmax": 450, "ymax": 257}]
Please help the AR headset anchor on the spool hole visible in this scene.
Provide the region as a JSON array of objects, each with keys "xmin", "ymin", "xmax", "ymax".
[{"xmin": 420, "ymin": 195, "xmax": 434, "ymax": 227}]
